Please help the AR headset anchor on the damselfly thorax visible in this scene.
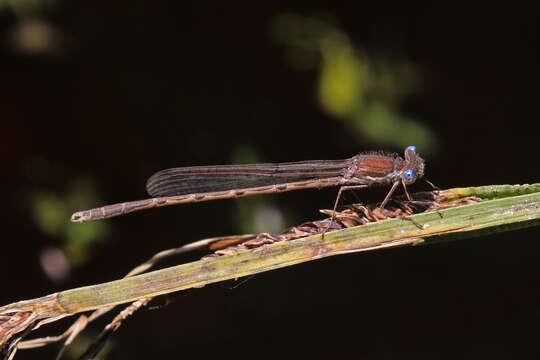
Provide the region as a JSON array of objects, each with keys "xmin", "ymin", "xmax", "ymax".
[{"xmin": 71, "ymin": 146, "xmax": 424, "ymax": 223}]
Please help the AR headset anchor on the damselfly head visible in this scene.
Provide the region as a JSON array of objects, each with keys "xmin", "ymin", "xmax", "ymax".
[{"xmin": 400, "ymin": 145, "xmax": 425, "ymax": 185}]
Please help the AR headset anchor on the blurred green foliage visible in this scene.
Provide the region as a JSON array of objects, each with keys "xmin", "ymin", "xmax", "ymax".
[
  {"xmin": 229, "ymin": 145, "xmax": 285, "ymax": 234},
  {"xmin": 270, "ymin": 13, "xmax": 437, "ymax": 152},
  {"xmin": 31, "ymin": 180, "xmax": 110, "ymax": 267}
]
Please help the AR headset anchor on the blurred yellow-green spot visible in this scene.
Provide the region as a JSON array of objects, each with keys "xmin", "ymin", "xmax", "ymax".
[
  {"xmin": 270, "ymin": 12, "xmax": 439, "ymax": 153},
  {"xmin": 31, "ymin": 179, "xmax": 110, "ymax": 267},
  {"xmin": 318, "ymin": 38, "xmax": 367, "ymax": 117},
  {"xmin": 235, "ymin": 196, "xmax": 261, "ymax": 234},
  {"xmin": 62, "ymin": 241, "xmax": 92, "ymax": 268},
  {"xmin": 230, "ymin": 145, "xmax": 263, "ymax": 234},
  {"xmin": 230, "ymin": 144, "xmax": 261, "ymax": 165},
  {"xmin": 269, "ymin": 13, "xmax": 330, "ymax": 52},
  {"xmin": 356, "ymin": 103, "xmax": 435, "ymax": 151},
  {"xmin": 229, "ymin": 145, "xmax": 286, "ymax": 234},
  {"xmin": 32, "ymin": 192, "xmax": 69, "ymax": 236}
]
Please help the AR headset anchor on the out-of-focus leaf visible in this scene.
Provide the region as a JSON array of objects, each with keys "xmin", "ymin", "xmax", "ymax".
[
  {"xmin": 31, "ymin": 179, "xmax": 110, "ymax": 267},
  {"xmin": 270, "ymin": 13, "xmax": 439, "ymax": 152}
]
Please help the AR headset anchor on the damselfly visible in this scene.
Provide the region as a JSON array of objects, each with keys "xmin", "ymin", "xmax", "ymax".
[{"xmin": 71, "ymin": 146, "xmax": 425, "ymax": 223}]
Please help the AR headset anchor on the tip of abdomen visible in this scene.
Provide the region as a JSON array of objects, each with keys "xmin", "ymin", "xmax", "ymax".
[{"xmin": 71, "ymin": 211, "xmax": 91, "ymax": 223}]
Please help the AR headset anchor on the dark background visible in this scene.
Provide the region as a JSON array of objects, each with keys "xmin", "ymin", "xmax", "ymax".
[{"xmin": 1, "ymin": 2, "xmax": 539, "ymax": 359}]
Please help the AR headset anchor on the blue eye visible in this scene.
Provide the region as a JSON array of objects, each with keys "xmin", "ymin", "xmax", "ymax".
[
  {"xmin": 404, "ymin": 169, "xmax": 415, "ymax": 180},
  {"xmin": 406, "ymin": 145, "xmax": 417, "ymax": 153}
]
